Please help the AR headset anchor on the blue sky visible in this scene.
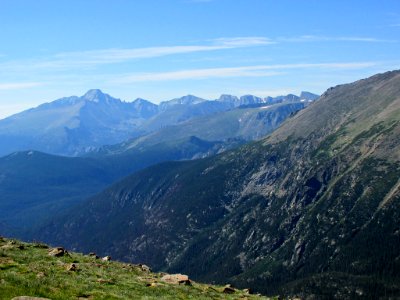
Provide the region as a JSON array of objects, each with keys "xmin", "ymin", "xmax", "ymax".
[{"xmin": 0, "ymin": 0, "xmax": 399, "ymax": 119}]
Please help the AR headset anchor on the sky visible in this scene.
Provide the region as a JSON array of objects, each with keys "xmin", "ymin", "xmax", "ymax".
[{"xmin": 0, "ymin": 0, "xmax": 399, "ymax": 119}]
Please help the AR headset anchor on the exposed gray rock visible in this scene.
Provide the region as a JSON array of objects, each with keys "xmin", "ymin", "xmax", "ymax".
[
  {"xmin": 48, "ymin": 247, "xmax": 66, "ymax": 257},
  {"xmin": 161, "ymin": 274, "xmax": 191, "ymax": 285}
]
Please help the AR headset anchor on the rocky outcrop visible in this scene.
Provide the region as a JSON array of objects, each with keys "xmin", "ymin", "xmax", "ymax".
[
  {"xmin": 135, "ymin": 264, "xmax": 150, "ymax": 272},
  {"xmin": 66, "ymin": 263, "xmax": 77, "ymax": 271},
  {"xmin": 161, "ymin": 274, "xmax": 191, "ymax": 285},
  {"xmin": 48, "ymin": 247, "xmax": 67, "ymax": 257}
]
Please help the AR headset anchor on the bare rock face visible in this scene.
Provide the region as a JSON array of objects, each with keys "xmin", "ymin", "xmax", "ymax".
[
  {"xmin": 48, "ymin": 247, "xmax": 66, "ymax": 257},
  {"xmin": 243, "ymin": 288, "xmax": 252, "ymax": 294},
  {"xmin": 146, "ymin": 282, "xmax": 158, "ymax": 287},
  {"xmin": 223, "ymin": 284, "xmax": 236, "ymax": 294},
  {"xmin": 161, "ymin": 273, "xmax": 191, "ymax": 285},
  {"xmin": 138, "ymin": 264, "xmax": 151, "ymax": 272},
  {"xmin": 66, "ymin": 263, "xmax": 77, "ymax": 271},
  {"xmin": 101, "ymin": 256, "xmax": 111, "ymax": 261}
]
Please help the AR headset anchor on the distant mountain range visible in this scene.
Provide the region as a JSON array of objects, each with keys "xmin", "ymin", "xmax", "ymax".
[
  {"xmin": 37, "ymin": 70, "xmax": 400, "ymax": 299},
  {"xmin": 92, "ymin": 101, "xmax": 307, "ymax": 157},
  {"xmin": 0, "ymin": 90, "xmax": 318, "ymax": 157},
  {"xmin": 0, "ymin": 89, "xmax": 315, "ymax": 239}
]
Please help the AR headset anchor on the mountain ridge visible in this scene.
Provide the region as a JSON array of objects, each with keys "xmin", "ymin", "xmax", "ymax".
[
  {"xmin": 0, "ymin": 98, "xmax": 309, "ymax": 240},
  {"xmin": 0, "ymin": 90, "xmax": 318, "ymax": 157},
  {"xmin": 36, "ymin": 70, "xmax": 400, "ymax": 299}
]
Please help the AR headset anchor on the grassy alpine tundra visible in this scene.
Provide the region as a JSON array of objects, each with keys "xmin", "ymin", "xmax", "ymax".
[{"xmin": 0, "ymin": 237, "xmax": 271, "ymax": 300}]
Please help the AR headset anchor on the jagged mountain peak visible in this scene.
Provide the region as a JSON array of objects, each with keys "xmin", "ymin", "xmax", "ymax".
[
  {"xmin": 300, "ymin": 91, "xmax": 319, "ymax": 101},
  {"xmin": 131, "ymin": 97, "xmax": 157, "ymax": 109},
  {"xmin": 158, "ymin": 94, "xmax": 207, "ymax": 111},
  {"xmin": 239, "ymin": 94, "xmax": 264, "ymax": 106},
  {"xmin": 0, "ymin": 88, "xmax": 319, "ymax": 156},
  {"xmin": 132, "ymin": 97, "xmax": 152, "ymax": 104},
  {"xmin": 239, "ymin": 94, "xmax": 262, "ymax": 100},
  {"xmin": 131, "ymin": 98, "xmax": 159, "ymax": 118},
  {"xmin": 163, "ymin": 94, "xmax": 204, "ymax": 104},
  {"xmin": 178, "ymin": 94, "xmax": 205, "ymax": 103},
  {"xmin": 82, "ymin": 89, "xmax": 120, "ymax": 104},
  {"xmin": 217, "ymin": 94, "xmax": 239, "ymax": 101}
]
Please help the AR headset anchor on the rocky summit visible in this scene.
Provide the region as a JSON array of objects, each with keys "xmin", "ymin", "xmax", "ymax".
[{"xmin": 38, "ymin": 70, "xmax": 400, "ymax": 299}]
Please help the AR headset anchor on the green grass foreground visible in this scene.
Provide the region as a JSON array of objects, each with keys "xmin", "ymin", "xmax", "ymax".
[{"xmin": 0, "ymin": 237, "xmax": 272, "ymax": 300}]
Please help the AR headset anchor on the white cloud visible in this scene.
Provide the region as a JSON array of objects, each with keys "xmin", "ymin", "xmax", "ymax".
[
  {"xmin": 53, "ymin": 37, "xmax": 273, "ymax": 64},
  {"xmin": 0, "ymin": 37, "xmax": 272, "ymax": 72},
  {"xmin": 0, "ymin": 82, "xmax": 43, "ymax": 90},
  {"xmin": 115, "ymin": 67, "xmax": 282, "ymax": 82},
  {"xmin": 114, "ymin": 62, "xmax": 378, "ymax": 83},
  {"xmin": 0, "ymin": 35, "xmax": 390, "ymax": 75},
  {"xmin": 57, "ymin": 46, "xmax": 215, "ymax": 61},
  {"xmin": 51, "ymin": 46, "xmax": 226, "ymax": 67},
  {"xmin": 337, "ymin": 37, "xmax": 396, "ymax": 43},
  {"xmin": 278, "ymin": 35, "xmax": 396, "ymax": 43},
  {"xmin": 211, "ymin": 37, "xmax": 275, "ymax": 47}
]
